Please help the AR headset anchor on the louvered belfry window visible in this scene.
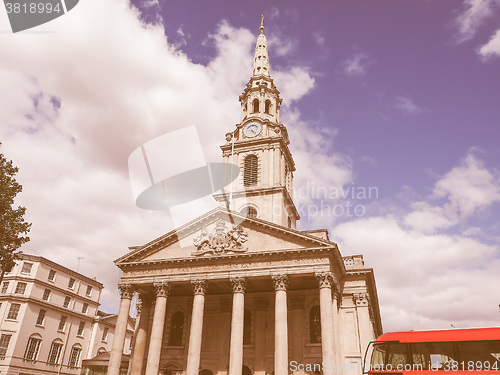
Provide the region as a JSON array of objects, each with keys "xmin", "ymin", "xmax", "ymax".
[{"xmin": 243, "ymin": 155, "xmax": 258, "ymax": 186}]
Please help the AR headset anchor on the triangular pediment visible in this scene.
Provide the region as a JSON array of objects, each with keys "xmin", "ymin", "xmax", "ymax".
[{"xmin": 115, "ymin": 207, "xmax": 336, "ymax": 265}]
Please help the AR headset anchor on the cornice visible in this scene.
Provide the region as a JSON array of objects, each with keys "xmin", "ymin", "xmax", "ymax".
[
  {"xmin": 16, "ymin": 254, "xmax": 103, "ymax": 288},
  {"xmin": 118, "ymin": 246, "xmax": 337, "ymax": 270},
  {"xmin": 0, "ymin": 275, "xmax": 100, "ymax": 305},
  {"xmin": 0, "ymin": 295, "xmax": 99, "ymax": 320}
]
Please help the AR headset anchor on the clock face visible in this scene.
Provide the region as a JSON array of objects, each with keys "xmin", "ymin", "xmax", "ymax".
[{"xmin": 243, "ymin": 122, "xmax": 262, "ymax": 138}]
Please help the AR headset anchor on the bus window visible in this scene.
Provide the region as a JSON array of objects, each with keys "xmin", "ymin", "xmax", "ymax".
[
  {"xmin": 371, "ymin": 343, "xmax": 389, "ymax": 367},
  {"xmin": 457, "ymin": 340, "xmax": 500, "ymax": 366},
  {"xmin": 410, "ymin": 343, "xmax": 457, "ymax": 370},
  {"xmin": 388, "ymin": 343, "xmax": 408, "ymax": 367}
]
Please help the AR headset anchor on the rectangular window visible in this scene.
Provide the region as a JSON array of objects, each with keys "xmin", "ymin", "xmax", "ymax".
[
  {"xmin": 47, "ymin": 341, "xmax": 63, "ymax": 365},
  {"xmin": 0, "ymin": 334, "xmax": 12, "ymax": 359},
  {"xmin": 68, "ymin": 346, "xmax": 82, "ymax": 367},
  {"xmin": 410, "ymin": 342, "xmax": 457, "ymax": 370},
  {"xmin": 42, "ymin": 288, "xmax": 51, "ymax": 301},
  {"xmin": 58, "ymin": 316, "xmax": 67, "ymax": 332},
  {"xmin": 68, "ymin": 278, "xmax": 75, "ymax": 289},
  {"xmin": 7, "ymin": 303, "xmax": 20, "ymax": 320},
  {"xmin": 457, "ymin": 340, "xmax": 500, "ymax": 364},
  {"xmin": 15, "ymin": 282, "xmax": 27, "ymax": 295},
  {"xmin": 23, "ymin": 336, "xmax": 41, "ymax": 362},
  {"xmin": 77, "ymin": 321, "xmax": 85, "ymax": 336},
  {"xmin": 36, "ymin": 309, "xmax": 46, "ymax": 326},
  {"xmin": 1, "ymin": 282, "xmax": 9, "ymax": 294},
  {"xmin": 101, "ymin": 327, "xmax": 109, "ymax": 342},
  {"xmin": 21, "ymin": 262, "xmax": 33, "ymax": 274},
  {"xmin": 63, "ymin": 296, "xmax": 71, "ymax": 308},
  {"xmin": 48, "ymin": 269, "xmax": 56, "ymax": 281},
  {"xmin": 85, "ymin": 285, "xmax": 92, "ymax": 296},
  {"xmin": 82, "ymin": 303, "xmax": 89, "ymax": 314}
]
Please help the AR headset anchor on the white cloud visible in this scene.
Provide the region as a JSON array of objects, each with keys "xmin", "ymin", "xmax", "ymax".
[
  {"xmin": 394, "ymin": 96, "xmax": 423, "ymax": 116},
  {"xmin": 433, "ymin": 152, "xmax": 500, "ymax": 218},
  {"xmin": 478, "ymin": 28, "xmax": 500, "ymax": 60},
  {"xmin": 334, "ymin": 151, "xmax": 500, "ymax": 331},
  {"xmin": 0, "ymin": 1, "xmax": 341, "ymax": 314},
  {"xmin": 343, "ymin": 52, "xmax": 370, "ymax": 77},
  {"xmin": 313, "ymin": 32, "xmax": 325, "ymax": 47},
  {"xmin": 273, "ymin": 66, "xmax": 315, "ymax": 104},
  {"xmin": 454, "ymin": 0, "xmax": 495, "ymax": 43}
]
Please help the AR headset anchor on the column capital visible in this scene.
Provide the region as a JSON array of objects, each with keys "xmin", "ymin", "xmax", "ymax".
[
  {"xmin": 315, "ymin": 272, "xmax": 334, "ymax": 289},
  {"xmin": 272, "ymin": 274, "xmax": 289, "ymax": 291},
  {"xmin": 315, "ymin": 272, "xmax": 340, "ymax": 293},
  {"xmin": 191, "ymin": 279, "xmax": 208, "ymax": 296},
  {"xmin": 230, "ymin": 277, "xmax": 246, "ymax": 293},
  {"xmin": 118, "ymin": 284, "xmax": 134, "ymax": 300},
  {"xmin": 353, "ymin": 292, "xmax": 369, "ymax": 307},
  {"xmin": 154, "ymin": 282, "xmax": 171, "ymax": 298}
]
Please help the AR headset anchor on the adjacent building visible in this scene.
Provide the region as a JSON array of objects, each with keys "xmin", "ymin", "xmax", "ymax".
[
  {"xmin": 107, "ymin": 18, "xmax": 383, "ymax": 375},
  {"xmin": 0, "ymin": 254, "xmax": 134, "ymax": 375}
]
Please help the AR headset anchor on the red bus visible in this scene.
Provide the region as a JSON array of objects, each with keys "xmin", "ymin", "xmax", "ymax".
[{"xmin": 364, "ymin": 327, "xmax": 500, "ymax": 374}]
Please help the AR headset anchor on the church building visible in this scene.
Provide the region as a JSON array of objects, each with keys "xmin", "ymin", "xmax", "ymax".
[{"xmin": 107, "ymin": 18, "xmax": 382, "ymax": 375}]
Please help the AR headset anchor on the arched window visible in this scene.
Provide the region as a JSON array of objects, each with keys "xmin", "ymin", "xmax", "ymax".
[
  {"xmin": 240, "ymin": 206, "xmax": 257, "ymax": 219},
  {"xmin": 68, "ymin": 344, "xmax": 82, "ymax": 368},
  {"xmin": 310, "ymin": 305, "xmax": 321, "ymax": 343},
  {"xmin": 23, "ymin": 333, "xmax": 42, "ymax": 362},
  {"xmin": 199, "ymin": 370, "xmax": 213, "ymax": 375},
  {"xmin": 168, "ymin": 312, "xmax": 184, "ymax": 346},
  {"xmin": 265, "ymin": 100, "xmax": 271, "ymax": 114},
  {"xmin": 47, "ymin": 339, "xmax": 63, "ymax": 365},
  {"xmin": 97, "ymin": 347, "xmax": 106, "ymax": 355},
  {"xmin": 243, "ymin": 309, "xmax": 251, "ymax": 345},
  {"xmin": 243, "ymin": 155, "xmax": 258, "ymax": 187},
  {"xmin": 242, "ymin": 366, "xmax": 252, "ymax": 375},
  {"xmin": 253, "ymin": 99, "xmax": 259, "ymax": 113}
]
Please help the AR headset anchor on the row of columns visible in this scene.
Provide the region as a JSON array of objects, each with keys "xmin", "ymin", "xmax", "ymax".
[{"xmin": 107, "ymin": 272, "xmax": 341, "ymax": 375}]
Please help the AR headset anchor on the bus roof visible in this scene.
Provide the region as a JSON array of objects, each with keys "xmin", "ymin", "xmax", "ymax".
[{"xmin": 376, "ymin": 327, "xmax": 500, "ymax": 343}]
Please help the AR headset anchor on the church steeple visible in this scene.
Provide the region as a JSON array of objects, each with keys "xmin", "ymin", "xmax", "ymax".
[
  {"xmin": 252, "ymin": 15, "xmax": 271, "ymax": 78},
  {"xmin": 216, "ymin": 16, "xmax": 300, "ymax": 229}
]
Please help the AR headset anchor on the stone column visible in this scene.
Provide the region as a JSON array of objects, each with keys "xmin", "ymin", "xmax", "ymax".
[
  {"xmin": 145, "ymin": 283, "xmax": 171, "ymax": 375},
  {"xmin": 262, "ymin": 147, "xmax": 270, "ymax": 187},
  {"xmin": 229, "ymin": 277, "xmax": 246, "ymax": 375},
  {"xmin": 273, "ymin": 147, "xmax": 281, "ymax": 186},
  {"xmin": 332, "ymin": 291, "xmax": 343, "ymax": 374},
  {"xmin": 354, "ymin": 293, "xmax": 374, "ymax": 357},
  {"xmin": 272, "ymin": 274, "xmax": 289, "ymax": 375},
  {"xmin": 186, "ymin": 280, "xmax": 208, "ymax": 375},
  {"xmin": 130, "ymin": 295, "xmax": 153, "ymax": 375},
  {"xmin": 108, "ymin": 284, "xmax": 134, "ymax": 375},
  {"xmin": 316, "ymin": 273, "xmax": 336, "ymax": 375}
]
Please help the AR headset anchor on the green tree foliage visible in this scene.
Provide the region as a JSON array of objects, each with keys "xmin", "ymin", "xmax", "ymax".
[{"xmin": 0, "ymin": 142, "xmax": 31, "ymax": 278}]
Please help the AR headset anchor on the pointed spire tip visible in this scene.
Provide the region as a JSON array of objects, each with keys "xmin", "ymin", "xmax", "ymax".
[{"xmin": 260, "ymin": 14, "xmax": 264, "ymax": 34}]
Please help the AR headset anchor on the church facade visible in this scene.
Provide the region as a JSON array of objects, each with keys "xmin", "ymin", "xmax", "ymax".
[{"xmin": 107, "ymin": 19, "xmax": 382, "ymax": 375}]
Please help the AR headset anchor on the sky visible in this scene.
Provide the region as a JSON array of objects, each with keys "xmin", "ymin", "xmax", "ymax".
[{"xmin": 1, "ymin": 0, "xmax": 500, "ymax": 333}]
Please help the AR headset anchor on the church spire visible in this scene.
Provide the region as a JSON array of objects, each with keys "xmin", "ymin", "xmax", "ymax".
[{"xmin": 252, "ymin": 14, "xmax": 270, "ymax": 78}]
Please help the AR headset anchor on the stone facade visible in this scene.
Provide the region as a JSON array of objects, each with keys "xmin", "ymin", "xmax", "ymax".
[
  {"xmin": 0, "ymin": 254, "xmax": 134, "ymax": 375},
  {"xmin": 108, "ymin": 18, "xmax": 382, "ymax": 375}
]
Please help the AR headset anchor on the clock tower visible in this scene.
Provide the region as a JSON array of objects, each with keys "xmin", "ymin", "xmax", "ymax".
[{"xmin": 215, "ymin": 16, "xmax": 300, "ymax": 229}]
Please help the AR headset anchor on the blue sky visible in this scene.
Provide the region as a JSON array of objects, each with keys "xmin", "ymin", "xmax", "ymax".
[{"xmin": 1, "ymin": 0, "xmax": 499, "ymax": 331}]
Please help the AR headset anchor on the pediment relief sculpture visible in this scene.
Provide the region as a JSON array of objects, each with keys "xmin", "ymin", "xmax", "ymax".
[{"xmin": 193, "ymin": 218, "xmax": 249, "ymax": 256}]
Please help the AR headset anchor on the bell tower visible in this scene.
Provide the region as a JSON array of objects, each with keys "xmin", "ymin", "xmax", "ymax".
[{"xmin": 215, "ymin": 16, "xmax": 300, "ymax": 229}]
